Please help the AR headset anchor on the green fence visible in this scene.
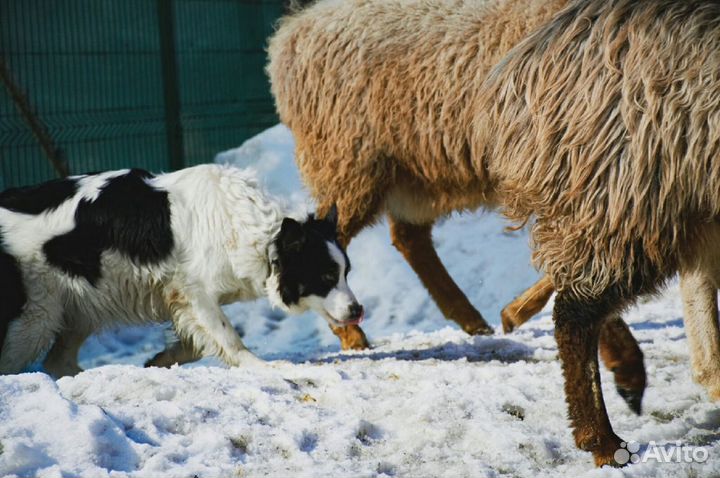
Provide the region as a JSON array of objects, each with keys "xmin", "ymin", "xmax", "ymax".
[{"xmin": 0, "ymin": 0, "xmax": 285, "ymax": 189}]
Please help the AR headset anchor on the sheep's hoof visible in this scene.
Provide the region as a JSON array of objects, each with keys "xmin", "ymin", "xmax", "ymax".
[
  {"xmin": 594, "ymin": 437, "xmax": 633, "ymax": 468},
  {"xmin": 595, "ymin": 451, "xmax": 629, "ymax": 468},
  {"xmin": 616, "ymin": 385, "xmax": 644, "ymax": 415},
  {"xmin": 337, "ymin": 325, "xmax": 371, "ymax": 351},
  {"xmin": 462, "ymin": 321, "xmax": 494, "ymax": 336},
  {"xmin": 578, "ymin": 433, "xmax": 627, "ymax": 468},
  {"xmin": 500, "ymin": 308, "xmax": 518, "ymax": 333}
]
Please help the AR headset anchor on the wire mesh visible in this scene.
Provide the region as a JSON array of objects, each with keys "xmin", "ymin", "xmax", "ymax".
[{"xmin": 0, "ymin": 0, "xmax": 283, "ymax": 188}]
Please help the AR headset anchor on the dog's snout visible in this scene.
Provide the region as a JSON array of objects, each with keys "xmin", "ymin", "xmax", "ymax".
[{"xmin": 349, "ymin": 302, "xmax": 364, "ymax": 319}]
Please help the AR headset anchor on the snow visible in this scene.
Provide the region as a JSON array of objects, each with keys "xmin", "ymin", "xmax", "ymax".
[{"xmin": 1, "ymin": 124, "xmax": 718, "ymax": 478}]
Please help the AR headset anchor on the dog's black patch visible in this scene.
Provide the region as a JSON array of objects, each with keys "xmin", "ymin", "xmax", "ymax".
[
  {"xmin": 0, "ymin": 177, "xmax": 78, "ymax": 215},
  {"xmin": 0, "ymin": 229, "xmax": 27, "ymax": 353},
  {"xmin": 274, "ymin": 214, "xmax": 348, "ymax": 305},
  {"xmin": 43, "ymin": 169, "xmax": 174, "ymax": 285}
]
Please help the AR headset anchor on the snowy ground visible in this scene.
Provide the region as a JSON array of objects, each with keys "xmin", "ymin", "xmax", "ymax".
[{"xmin": 1, "ymin": 125, "xmax": 719, "ymax": 478}]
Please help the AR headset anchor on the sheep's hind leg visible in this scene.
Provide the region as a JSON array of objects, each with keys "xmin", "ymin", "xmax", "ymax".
[
  {"xmin": 598, "ymin": 315, "xmax": 647, "ymax": 414},
  {"xmin": 389, "ymin": 218, "xmax": 493, "ymax": 335},
  {"xmin": 501, "ymin": 276, "xmax": 647, "ymax": 414},
  {"xmin": 680, "ymin": 269, "xmax": 720, "ymax": 401}
]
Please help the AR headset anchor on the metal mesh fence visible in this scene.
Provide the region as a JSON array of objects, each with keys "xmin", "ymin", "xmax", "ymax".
[{"xmin": 0, "ymin": 0, "xmax": 284, "ymax": 189}]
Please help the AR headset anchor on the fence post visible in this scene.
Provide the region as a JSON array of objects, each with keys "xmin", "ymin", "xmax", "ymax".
[
  {"xmin": 157, "ymin": 0, "xmax": 184, "ymax": 171},
  {"xmin": 0, "ymin": 57, "xmax": 69, "ymax": 178}
]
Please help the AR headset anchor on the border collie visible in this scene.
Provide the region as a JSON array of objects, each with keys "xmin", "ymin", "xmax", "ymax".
[{"xmin": 0, "ymin": 164, "xmax": 363, "ymax": 376}]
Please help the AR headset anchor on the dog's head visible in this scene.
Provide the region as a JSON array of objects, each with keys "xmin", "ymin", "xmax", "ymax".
[{"xmin": 267, "ymin": 206, "xmax": 364, "ymax": 327}]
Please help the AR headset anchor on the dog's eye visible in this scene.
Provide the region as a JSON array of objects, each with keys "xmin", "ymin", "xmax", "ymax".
[{"xmin": 322, "ymin": 273, "xmax": 337, "ymax": 284}]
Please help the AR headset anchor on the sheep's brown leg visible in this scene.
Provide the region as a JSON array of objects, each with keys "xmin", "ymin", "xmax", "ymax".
[
  {"xmin": 599, "ymin": 315, "xmax": 646, "ymax": 414},
  {"xmin": 389, "ymin": 218, "xmax": 493, "ymax": 335},
  {"xmin": 503, "ymin": 278, "xmax": 647, "ymax": 414},
  {"xmin": 501, "ymin": 276, "xmax": 555, "ymax": 333},
  {"xmin": 554, "ymin": 292, "xmax": 624, "ymax": 467}
]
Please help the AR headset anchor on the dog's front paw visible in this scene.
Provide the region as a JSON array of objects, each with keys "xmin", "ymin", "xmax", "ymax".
[{"xmin": 233, "ymin": 350, "xmax": 267, "ymax": 368}]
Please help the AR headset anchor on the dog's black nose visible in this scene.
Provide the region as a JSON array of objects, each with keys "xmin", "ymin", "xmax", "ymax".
[{"xmin": 349, "ymin": 302, "xmax": 364, "ymax": 319}]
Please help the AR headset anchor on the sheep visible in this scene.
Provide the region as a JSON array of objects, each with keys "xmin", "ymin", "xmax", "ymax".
[
  {"xmin": 266, "ymin": 0, "xmax": 649, "ymax": 413},
  {"xmin": 269, "ymin": 0, "xmax": 720, "ymax": 465},
  {"xmin": 268, "ymin": 0, "xmax": 571, "ymax": 345},
  {"xmin": 474, "ymin": 0, "xmax": 720, "ymax": 465}
]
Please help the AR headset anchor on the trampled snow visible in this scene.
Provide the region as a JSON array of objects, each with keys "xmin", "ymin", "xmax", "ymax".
[{"xmin": 1, "ymin": 125, "xmax": 718, "ymax": 478}]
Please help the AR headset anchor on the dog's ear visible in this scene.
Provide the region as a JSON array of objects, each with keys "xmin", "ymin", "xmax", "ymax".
[
  {"xmin": 279, "ymin": 218, "xmax": 305, "ymax": 253},
  {"xmin": 313, "ymin": 204, "xmax": 339, "ymax": 239},
  {"xmin": 323, "ymin": 204, "xmax": 338, "ymax": 227}
]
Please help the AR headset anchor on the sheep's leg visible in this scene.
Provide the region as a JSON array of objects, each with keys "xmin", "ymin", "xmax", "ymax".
[
  {"xmin": 501, "ymin": 276, "xmax": 554, "ymax": 333},
  {"xmin": 502, "ymin": 277, "xmax": 647, "ymax": 413},
  {"xmin": 680, "ymin": 269, "xmax": 720, "ymax": 401},
  {"xmin": 389, "ymin": 218, "xmax": 493, "ymax": 335},
  {"xmin": 43, "ymin": 327, "xmax": 89, "ymax": 378},
  {"xmin": 598, "ymin": 315, "xmax": 646, "ymax": 414},
  {"xmin": 554, "ymin": 292, "xmax": 623, "ymax": 467}
]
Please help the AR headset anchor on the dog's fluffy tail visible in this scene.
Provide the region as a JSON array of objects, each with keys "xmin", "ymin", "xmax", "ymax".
[{"xmin": 284, "ymin": 0, "xmax": 315, "ymax": 14}]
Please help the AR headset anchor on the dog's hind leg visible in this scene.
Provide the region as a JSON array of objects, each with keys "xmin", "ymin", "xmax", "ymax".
[
  {"xmin": 145, "ymin": 330, "xmax": 201, "ymax": 368},
  {"xmin": 43, "ymin": 326, "xmax": 89, "ymax": 378},
  {"xmin": 0, "ymin": 300, "xmax": 62, "ymax": 375},
  {"xmin": 680, "ymin": 269, "xmax": 720, "ymax": 401},
  {"xmin": 501, "ymin": 276, "xmax": 554, "ymax": 333},
  {"xmin": 598, "ymin": 315, "xmax": 646, "ymax": 414},
  {"xmin": 389, "ymin": 217, "xmax": 493, "ymax": 335}
]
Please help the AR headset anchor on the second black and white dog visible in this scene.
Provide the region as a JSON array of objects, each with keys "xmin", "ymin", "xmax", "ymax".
[{"xmin": 0, "ymin": 164, "xmax": 363, "ymax": 376}]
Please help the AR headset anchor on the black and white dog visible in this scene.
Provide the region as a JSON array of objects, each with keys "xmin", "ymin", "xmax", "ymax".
[{"xmin": 0, "ymin": 164, "xmax": 363, "ymax": 376}]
